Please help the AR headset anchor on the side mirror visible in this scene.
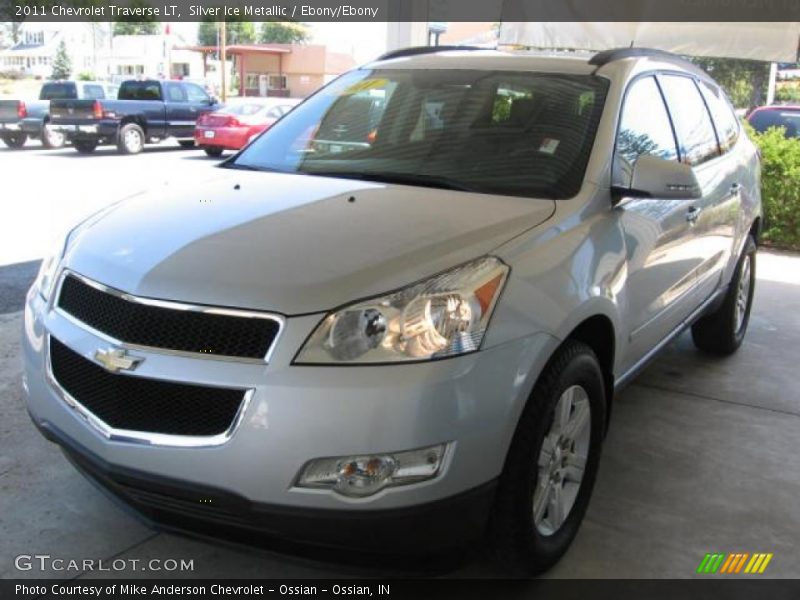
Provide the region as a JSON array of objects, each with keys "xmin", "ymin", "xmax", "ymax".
[{"xmin": 615, "ymin": 155, "xmax": 702, "ymax": 201}]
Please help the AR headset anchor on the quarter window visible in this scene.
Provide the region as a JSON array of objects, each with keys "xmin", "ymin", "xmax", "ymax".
[
  {"xmin": 615, "ymin": 75, "xmax": 678, "ymax": 187},
  {"xmin": 659, "ymin": 75, "xmax": 720, "ymax": 166}
]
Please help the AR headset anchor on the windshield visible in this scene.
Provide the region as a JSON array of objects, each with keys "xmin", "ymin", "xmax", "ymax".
[{"xmin": 233, "ymin": 69, "xmax": 608, "ymax": 199}]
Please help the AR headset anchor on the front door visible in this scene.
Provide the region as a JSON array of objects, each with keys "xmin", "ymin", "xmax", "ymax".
[{"xmin": 614, "ymin": 75, "xmax": 702, "ymax": 372}]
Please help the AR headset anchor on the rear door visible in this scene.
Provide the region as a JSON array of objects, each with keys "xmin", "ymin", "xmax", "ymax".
[
  {"xmin": 659, "ymin": 74, "xmax": 737, "ymax": 304},
  {"xmin": 614, "ymin": 75, "xmax": 700, "ymax": 371},
  {"xmin": 164, "ymin": 82, "xmax": 194, "ymax": 138}
]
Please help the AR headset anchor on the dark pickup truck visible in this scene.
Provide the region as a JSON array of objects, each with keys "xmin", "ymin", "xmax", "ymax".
[
  {"xmin": 0, "ymin": 81, "xmax": 117, "ymax": 149},
  {"xmin": 50, "ymin": 79, "xmax": 220, "ymax": 154}
]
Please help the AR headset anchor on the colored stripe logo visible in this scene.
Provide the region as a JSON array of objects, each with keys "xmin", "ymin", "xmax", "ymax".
[{"xmin": 697, "ymin": 552, "xmax": 773, "ymax": 574}]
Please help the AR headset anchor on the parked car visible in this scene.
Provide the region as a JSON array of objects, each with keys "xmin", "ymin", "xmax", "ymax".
[
  {"xmin": 23, "ymin": 47, "xmax": 761, "ymax": 574},
  {"xmin": 747, "ymin": 105, "xmax": 800, "ymax": 137},
  {"xmin": 0, "ymin": 80, "xmax": 117, "ymax": 149},
  {"xmin": 49, "ymin": 79, "xmax": 220, "ymax": 154},
  {"xmin": 195, "ymin": 98, "xmax": 300, "ymax": 157}
]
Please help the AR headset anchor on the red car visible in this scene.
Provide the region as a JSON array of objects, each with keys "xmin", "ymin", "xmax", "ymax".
[{"xmin": 195, "ymin": 99, "xmax": 299, "ymax": 157}]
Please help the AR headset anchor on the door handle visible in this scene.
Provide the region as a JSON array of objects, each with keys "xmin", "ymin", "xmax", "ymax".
[
  {"xmin": 730, "ymin": 183, "xmax": 742, "ymax": 196},
  {"xmin": 686, "ymin": 206, "xmax": 702, "ymax": 224}
]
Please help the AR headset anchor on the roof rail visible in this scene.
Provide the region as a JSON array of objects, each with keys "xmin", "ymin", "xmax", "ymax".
[
  {"xmin": 376, "ymin": 45, "xmax": 485, "ymax": 61},
  {"xmin": 588, "ymin": 47, "xmax": 683, "ymax": 67}
]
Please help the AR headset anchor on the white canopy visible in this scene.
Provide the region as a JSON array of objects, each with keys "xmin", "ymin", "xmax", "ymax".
[{"xmin": 499, "ymin": 22, "xmax": 800, "ymax": 62}]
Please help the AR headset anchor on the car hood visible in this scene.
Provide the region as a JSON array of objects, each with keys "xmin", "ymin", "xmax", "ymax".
[{"xmin": 65, "ymin": 171, "xmax": 555, "ymax": 315}]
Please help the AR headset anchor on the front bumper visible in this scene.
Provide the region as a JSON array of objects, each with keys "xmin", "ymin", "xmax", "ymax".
[{"xmin": 23, "ymin": 281, "xmax": 557, "ymax": 548}]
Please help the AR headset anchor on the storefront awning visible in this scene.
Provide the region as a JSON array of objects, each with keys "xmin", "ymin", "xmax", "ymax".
[{"xmin": 499, "ymin": 22, "xmax": 800, "ymax": 62}]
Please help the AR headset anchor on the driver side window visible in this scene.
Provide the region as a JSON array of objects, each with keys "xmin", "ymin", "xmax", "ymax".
[{"xmin": 614, "ymin": 75, "xmax": 678, "ymax": 188}]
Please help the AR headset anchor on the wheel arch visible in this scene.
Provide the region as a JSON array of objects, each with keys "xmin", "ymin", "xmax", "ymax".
[
  {"xmin": 120, "ymin": 115, "xmax": 147, "ymax": 134},
  {"xmin": 561, "ymin": 314, "xmax": 616, "ymax": 429}
]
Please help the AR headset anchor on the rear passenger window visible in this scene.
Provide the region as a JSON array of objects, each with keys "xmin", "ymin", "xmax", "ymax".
[
  {"xmin": 615, "ymin": 76, "xmax": 678, "ymax": 187},
  {"xmin": 698, "ymin": 81, "xmax": 739, "ymax": 153},
  {"xmin": 659, "ymin": 75, "xmax": 720, "ymax": 166}
]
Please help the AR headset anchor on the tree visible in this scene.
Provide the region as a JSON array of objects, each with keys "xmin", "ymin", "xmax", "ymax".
[
  {"xmin": 197, "ymin": 20, "xmax": 256, "ymax": 47},
  {"xmin": 50, "ymin": 40, "xmax": 72, "ymax": 80},
  {"xmin": 113, "ymin": 21, "xmax": 159, "ymax": 36},
  {"xmin": 259, "ymin": 22, "xmax": 310, "ymax": 44}
]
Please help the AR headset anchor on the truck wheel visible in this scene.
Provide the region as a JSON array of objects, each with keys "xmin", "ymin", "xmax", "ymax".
[
  {"xmin": 178, "ymin": 140, "xmax": 196, "ymax": 148},
  {"xmin": 1, "ymin": 133, "xmax": 26, "ymax": 149},
  {"xmin": 74, "ymin": 140, "xmax": 98, "ymax": 154},
  {"xmin": 691, "ymin": 235, "xmax": 757, "ymax": 356},
  {"xmin": 41, "ymin": 123, "xmax": 66, "ymax": 149},
  {"xmin": 117, "ymin": 123, "xmax": 145, "ymax": 155},
  {"xmin": 204, "ymin": 146, "xmax": 224, "ymax": 157},
  {"xmin": 490, "ymin": 340, "xmax": 606, "ymax": 576}
]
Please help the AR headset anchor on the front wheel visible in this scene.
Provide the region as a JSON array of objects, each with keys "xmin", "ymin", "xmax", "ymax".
[
  {"xmin": 117, "ymin": 123, "xmax": 145, "ymax": 155},
  {"xmin": 490, "ymin": 341, "xmax": 606, "ymax": 575},
  {"xmin": 691, "ymin": 235, "xmax": 757, "ymax": 355},
  {"xmin": 73, "ymin": 140, "xmax": 98, "ymax": 154},
  {"xmin": 1, "ymin": 133, "xmax": 26, "ymax": 149},
  {"xmin": 204, "ymin": 146, "xmax": 224, "ymax": 157}
]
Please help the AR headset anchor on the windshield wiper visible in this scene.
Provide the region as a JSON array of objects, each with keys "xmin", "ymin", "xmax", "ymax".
[{"xmin": 306, "ymin": 170, "xmax": 480, "ymax": 193}]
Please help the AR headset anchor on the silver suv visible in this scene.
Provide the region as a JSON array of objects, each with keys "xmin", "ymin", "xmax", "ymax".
[{"xmin": 23, "ymin": 47, "xmax": 761, "ymax": 574}]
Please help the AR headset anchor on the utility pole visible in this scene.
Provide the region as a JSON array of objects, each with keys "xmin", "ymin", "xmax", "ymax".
[{"xmin": 220, "ymin": 20, "xmax": 227, "ymax": 102}]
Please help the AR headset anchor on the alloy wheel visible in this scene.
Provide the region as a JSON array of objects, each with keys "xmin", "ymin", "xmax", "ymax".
[
  {"xmin": 533, "ymin": 385, "xmax": 592, "ymax": 536},
  {"xmin": 734, "ymin": 254, "xmax": 752, "ymax": 334}
]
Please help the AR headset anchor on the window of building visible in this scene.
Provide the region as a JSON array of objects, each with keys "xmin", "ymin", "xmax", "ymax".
[{"xmin": 269, "ymin": 74, "xmax": 287, "ymax": 90}]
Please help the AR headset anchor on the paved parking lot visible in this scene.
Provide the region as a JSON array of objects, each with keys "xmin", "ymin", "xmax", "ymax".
[{"xmin": 1, "ymin": 142, "xmax": 799, "ymax": 579}]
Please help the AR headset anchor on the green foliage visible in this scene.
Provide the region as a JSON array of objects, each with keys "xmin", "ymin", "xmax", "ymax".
[
  {"xmin": 50, "ymin": 40, "xmax": 72, "ymax": 80},
  {"xmin": 775, "ymin": 86, "xmax": 800, "ymax": 103},
  {"xmin": 197, "ymin": 20, "xmax": 256, "ymax": 47},
  {"xmin": 113, "ymin": 21, "xmax": 159, "ymax": 35},
  {"xmin": 746, "ymin": 122, "xmax": 800, "ymax": 249},
  {"xmin": 259, "ymin": 22, "xmax": 310, "ymax": 44},
  {"xmin": 77, "ymin": 71, "xmax": 95, "ymax": 81}
]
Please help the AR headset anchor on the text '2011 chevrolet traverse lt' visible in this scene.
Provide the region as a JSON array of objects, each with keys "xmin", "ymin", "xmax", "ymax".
[{"xmin": 23, "ymin": 47, "xmax": 761, "ymax": 574}]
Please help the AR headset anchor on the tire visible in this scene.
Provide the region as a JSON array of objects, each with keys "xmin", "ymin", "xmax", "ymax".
[
  {"xmin": 490, "ymin": 340, "xmax": 606, "ymax": 576},
  {"xmin": 178, "ymin": 140, "xmax": 196, "ymax": 148},
  {"xmin": 117, "ymin": 123, "xmax": 145, "ymax": 155},
  {"xmin": 204, "ymin": 146, "xmax": 224, "ymax": 157},
  {"xmin": 74, "ymin": 140, "xmax": 98, "ymax": 154},
  {"xmin": 1, "ymin": 133, "xmax": 26, "ymax": 149},
  {"xmin": 41, "ymin": 122, "xmax": 65, "ymax": 149},
  {"xmin": 691, "ymin": 235, "xmax": 757, "ymax": 355}
]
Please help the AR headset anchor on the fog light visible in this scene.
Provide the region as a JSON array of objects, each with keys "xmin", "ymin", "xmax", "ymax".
[{"xmin": 296, "ymin": 444, "xmax": 448, "ymax": 498}]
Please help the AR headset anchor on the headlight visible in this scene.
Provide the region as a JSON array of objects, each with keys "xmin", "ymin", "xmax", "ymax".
[
  {"xmin": 295, "ymin": 256, "xmax": 509, "ymax": 364},
  {"xmin": 33, "ymin": 238, "xmax": 66, "ymax": 301}
]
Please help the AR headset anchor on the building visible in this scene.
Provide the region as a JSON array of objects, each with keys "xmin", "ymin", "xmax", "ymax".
[
  {"xmin": 0, "ymin": 23, "xmax": 112, "ymax": 78},
  {"xmin": 102, "ymin": 34, "xmax": 204, "ymax": 82},
  {"xmin": 181, "ymin": 44, "xmax": 357, "ymax": 98}
]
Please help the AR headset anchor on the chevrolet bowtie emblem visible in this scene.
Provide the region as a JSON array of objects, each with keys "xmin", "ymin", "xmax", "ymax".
[{"xmin": 94, "ymin": 348, "xmax": 143, "ymax": 373}]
